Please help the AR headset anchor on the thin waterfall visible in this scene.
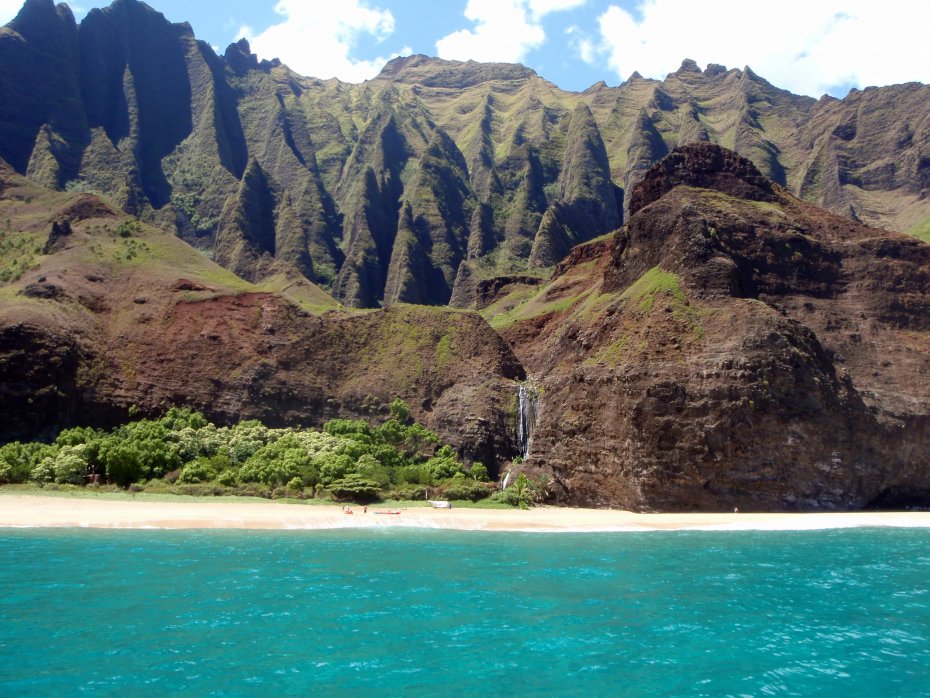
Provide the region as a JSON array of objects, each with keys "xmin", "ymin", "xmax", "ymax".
[{"xmin": 516, "ymin": 383, "xmax": 539, "ymax": 459}]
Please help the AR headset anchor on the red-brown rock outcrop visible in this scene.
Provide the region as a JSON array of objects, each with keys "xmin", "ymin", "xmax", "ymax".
[{"xmin": 497, "ymin": 144, "xmax": 930, "ymax": 510}]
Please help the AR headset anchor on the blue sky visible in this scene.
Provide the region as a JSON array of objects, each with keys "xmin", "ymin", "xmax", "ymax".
[{"xmin": 1, "ymin": 1, "xmax": 928, "ymax": 97}]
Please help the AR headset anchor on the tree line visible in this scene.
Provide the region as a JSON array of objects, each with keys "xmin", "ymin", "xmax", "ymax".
[{"xmin": 0, "ymin": 400, "xmax": 545, "ymax": 506}]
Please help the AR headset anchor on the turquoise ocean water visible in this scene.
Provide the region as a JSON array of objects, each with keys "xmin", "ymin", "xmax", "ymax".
[{"xmin": 1, "ymin": 527, "xmax": 929, "ymax": 697}]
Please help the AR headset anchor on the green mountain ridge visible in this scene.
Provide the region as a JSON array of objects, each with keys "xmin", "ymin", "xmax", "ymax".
[{"xmin": 2, "ymin": 0, "xmax": 929, "ymax": 309}]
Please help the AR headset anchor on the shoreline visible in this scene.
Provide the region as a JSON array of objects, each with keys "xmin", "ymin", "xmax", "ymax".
[{"xmin": 2, "ymin": 494, "xmax": 930, "ymax": 532}]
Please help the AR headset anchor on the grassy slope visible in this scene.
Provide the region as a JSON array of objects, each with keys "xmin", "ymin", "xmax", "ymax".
[
  {"xmin": 0, "ymin": 166, "xmax": 341, "ymax": 318},
  {"xmin": 909, "ymin": 215, "xmax": 930, "ymax": 243}
]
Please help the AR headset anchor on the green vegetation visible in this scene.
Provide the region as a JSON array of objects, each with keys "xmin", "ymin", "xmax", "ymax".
[
  {"xmin": 496, "ymin": 472, "xmax": 551, "ymax": 509},
  {"xmin": 483, "ymin": 283, "xmax": 590, "ymax": 330},
  {"xmin": 115, "ymin": 220, "xmax": 141, "ymax": 238},
  {"xmin": 0, "ymin": 231, "xmax": 42, "ymax": 283},
  {"xmin": 0, "ymin": 402, "xmax": 503, "ymax": 505},
  {"xmin": 620, "ymin": 266, "xmax": 686, "ymax": 312},
  {"xmin": 908, "ymin": 215, "xmax": 930, "ymax": 243},
  {"xmin": 621, "ymin": 265, "xmax": 708, "ymax": 338}
]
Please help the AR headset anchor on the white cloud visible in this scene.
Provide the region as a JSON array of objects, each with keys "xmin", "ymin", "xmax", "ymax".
[
  {"xmin": 246, "ymin": 0, "xmax": 403, "ymax": 83},
  {"xmin": 436, "ymin": 0, "xmax": 586, "ymax": 64},
  {"xmin": 565, "ymin": 24, "xmax": 595, "ymax": 65},
  {"xmin": 528, "ymin": 0, "xmax": 587, "ymax": 20},
  {"xmin": 0, "ymin": 0, "xmax": 25, "ymax": 24},
  {"xmin": 595, "ymin": 0, "xmax": 930, "ymax": 97}
]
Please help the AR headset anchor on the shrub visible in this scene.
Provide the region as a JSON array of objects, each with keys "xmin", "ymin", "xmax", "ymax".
[
  {"xmin": 4, "ymin": 402, "xmax": 475, "ymax": 498},
  {"xmin": 328, "ymin": 474, "xmax": 382, "ymax": 502},
  {"xmin": 403, "ymin": 423, "xmax": 440, "ymax": 456},
  {"xmin": 52, "ymin": 446, "xmax": 89, "ymax": 485},
  {"xmin": 317, "ymin": 452, "xmax": 354, "ymax": 486},
  {"xmin": 0, "ymin": 441, "xmax": 55, "ymax": 484},
  {"xmin": 425, "ymin": 445, "xmax": 463, "ymax": 480},
  {"xmin": 501, "ymin": 473, "xmax": 532, "ymax": 509},
  {"xmin": 441, "ymin": 480, "xmax": 494, "ymax": 502},
  {"xmin": 387, "ymin": 484, "xmax": 427, "ymax": 501},
  {"xmin": 55, "ymin": 427, "xmax": 99, "ymax": 448},
  {"xmin": 159, "ymin": 407, "xmax": 208, "ymax": 431},
  {"xmin": 355, "ymin": 453, "xmax": 391, "ymax": 487},
  {"xmin": 469, "ymin": 462, "xmax": 490, "ymax": 482},
  {"xmin": 396, "ymin": 462, "xmax": 433, "ymax": 486},
  {"xmin": 323, "ymin": 419, "xmax": 371, "ymax": 438},
  {"xmin": 389, "ymin": 398, "xmax": 411, "ymax": 424},
  {"xmin": 99, "ymin": 440, "xmax": 144, "ymax": 487},
  {"xmin": 499, "ymin": 473, "xmax": 551, "ymax": 509},
  {"xmin": 238, "ymin": 437, "xmax": 310, "ymax": 486},
  {"xmin": 30, "ymin": 457, "xmax": 56, "ymax": 484},
  {"xmin": 374, "ymin": 419, "xmax": 406, "ymax": 446},
  {"xmin": 178, "ymin": 458, "xmax": 218, "ymax": 484}
]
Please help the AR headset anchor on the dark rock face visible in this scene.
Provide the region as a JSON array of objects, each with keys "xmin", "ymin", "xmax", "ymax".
[
  {"xmin": 499, "ymin": 145, "xmax": 930, "ymax": 511},
  {"xmin": 529, "ymin": 104, "xmax": 622, "ymax": 267},
  {"xmin": 0, "ymin": 322, "xmax": 106, "ymax": 443},
  {"xmin": 78, "ymin": 0, "xmax": 195, "ymax": 207},
  {"xmin": 628, "ymin": 142, "xmax": 778, "ymax": 217},
  {"xmin": 0, "ymin": 0, "xmax": 84, "ymax": 185},
  {"xmin": 214, "ymin": 158, "xmax": 312, "ymax": 282},
  {"xmin": 43, "ymin": 218, "xmax": 72, "ymax": 254}
]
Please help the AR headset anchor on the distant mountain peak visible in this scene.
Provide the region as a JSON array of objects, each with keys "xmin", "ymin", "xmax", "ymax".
[
  {"xmin": 224, "ymin": 37, "xmax": 260, "ymax": 75},
  {"xmin": 9, "ymin": 0, "xmax": 73, "ymax": 31},
  {"xmin": 376, "ymin": 54, "xmax": 537, "ymax": 88},
  {"xmin": 676, "ymin": 58, "xmax": 702, "ymax": 74}
]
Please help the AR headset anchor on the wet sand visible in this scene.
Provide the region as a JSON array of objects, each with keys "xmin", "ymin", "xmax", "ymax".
[{"xmin": 1, "ymin": 494, "xmax": 929, "ymax": 532}]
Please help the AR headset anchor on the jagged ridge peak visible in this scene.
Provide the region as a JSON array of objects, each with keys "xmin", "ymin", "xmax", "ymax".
[
  {"xmin": 377, "ymin": 54, "xmax": 537, "ymax": 88},
  {"xmin": 82, "ymin": 0, "xmax": 176, "ymax": 25},
  {"xmin": 628, "ymin": 143, "xmax": 780, "ymax": 217},
  {"xmin": 9, "ymin": 0, "xmax": 75, "ymax": 33}
]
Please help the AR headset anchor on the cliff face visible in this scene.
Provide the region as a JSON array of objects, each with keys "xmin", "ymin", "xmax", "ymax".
[
  {"xmin": 2, "ymin": 137, "xmax": 930, "ymax": 510},
  {"xmin": 1, "ymin": 2, "xmax": 929, "ymax": 308},
  {"xmin": 0, "ymin": 164, "xmax": 522, "ymax": 471},
  {"xmin": 488, "ymin": 144, "xmax": 930, "ymax": 511}
]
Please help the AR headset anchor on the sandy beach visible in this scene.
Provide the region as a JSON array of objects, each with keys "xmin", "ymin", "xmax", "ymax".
[{"xmin": 1, "ymin": 494, "xmax": 929, "ymax": 531}]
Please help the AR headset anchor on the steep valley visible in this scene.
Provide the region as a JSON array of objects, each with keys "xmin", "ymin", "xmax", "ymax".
[{"xmin": 1, "ymin": 0, "xmax": 929, "ymax": 310}]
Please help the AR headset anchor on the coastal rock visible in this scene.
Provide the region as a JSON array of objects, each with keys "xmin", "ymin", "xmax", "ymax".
[{"xmin": 495, "ymin": 144, "xmax": 930, "ymax": 511}]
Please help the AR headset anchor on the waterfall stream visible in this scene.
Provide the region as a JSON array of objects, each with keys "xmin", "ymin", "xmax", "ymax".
[{"xmin": 516, "ymin": 383, "xmax": 539, "ymax": 459}]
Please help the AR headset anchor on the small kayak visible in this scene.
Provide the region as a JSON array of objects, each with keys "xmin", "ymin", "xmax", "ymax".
[{"xmin": 375, "ymin": 510, "xmax": 401, "ymax": 515}]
